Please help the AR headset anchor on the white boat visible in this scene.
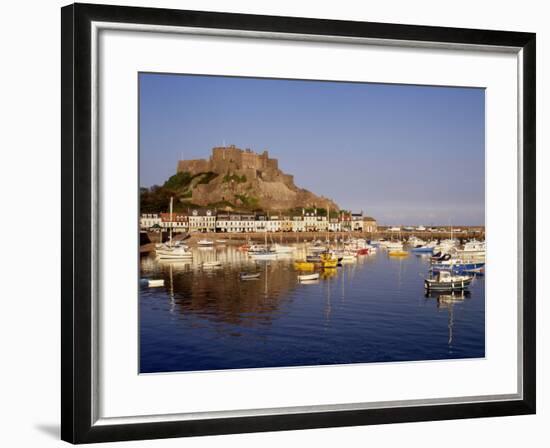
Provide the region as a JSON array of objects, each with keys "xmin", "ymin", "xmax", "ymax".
[
  {"xmin": 384, "ymin": 241, "xmax": 404, "ymax": 251},
  {"xmin": 215, "ymin": 239, "xmax": 227, "ymax": 244},
  {"xmin": 155, "ymin": 246, "xmax": 193, "ymax": 259},
  {"xmin": 248, "ymin": 244, "xmax": 268, "ymax": 253},
  {"xmin": 156, "ymin": 197, "xmax": 193, "ymax": 259},
  {"xmin": 197, "ymin": 239, "xmax": 214, "ymax": 246},
  {"xmin": 272, "ymin": 244, "xmax": 296, "ymax": 253},
  {"xmin": 433, "ymin": 238, "xmax": 459, "ymax": 254},
  {"xmin": 298, "ymin": 273, "xmax": 320, "ymax": 282},
  {"xmin": 309, "ymin": 245, "xmax": 327, "ymax": 253},
  {"xmin": 424, "ymin": 271, "xmax": 473, "ymax": 291},
  {"xmin": 147, "ymin": 279, "xmax": 164, "ymax": 287},
  {"xmin": 250, "ymin": 229, "xmax": 278, "ymax": 260},
  {"xmin": 340, "ymin": 253, "xmax": 357, "ymax": 263},
  {"xmin": 408, "ymin": 236, "xmax": 426, "ymax": 246},
  {"xmin": 202, "ymin": 260, "xmax": 222, "ymax": 268},
  {"xmin": 249, "ymin": 251, "xmax": 277, "ymax": 260},
  {"xmin": 456, "ymin": 240, "xmax": 486, "ymax": 258}
]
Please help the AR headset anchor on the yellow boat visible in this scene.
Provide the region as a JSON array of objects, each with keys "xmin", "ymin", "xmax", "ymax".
[
  {"xmin": 388, "ymin": 250, "xmax": 408, "ymax": 257},
  {"xmin": 320, "ymin": 269, "xmax": 338, "ymax": 279},
  {"xmin": 294, "ymin": 261, "xmax": 315, "ymax": 270},
  {"xmin": 320, "ymin": 253, "xmax": 338, "ymax": 268}
]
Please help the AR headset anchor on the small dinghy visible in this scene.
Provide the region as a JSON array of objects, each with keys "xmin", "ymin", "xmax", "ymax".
[
  {"xmin": 240, "ymin": 272, "xmax": 261, "ymax": 280},
  {"xmin": 298, "ymin": 273, "xmax": 320, "ymax": 282},
  {"xmin": 388, "ymin": 250, "xmax": 408, "ymax": 257},
  {"xmin": 424, "ymin": 271, "xmax": 472, "ymax": 291},
  {"xmin": 147, "ymin": 279, "xmax": 164, "ymax": 287}
]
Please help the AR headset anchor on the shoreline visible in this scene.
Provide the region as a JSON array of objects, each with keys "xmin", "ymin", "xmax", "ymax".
[{"xmin": 140, "ymin": 229, "xmax": 485, "ymax": 254}]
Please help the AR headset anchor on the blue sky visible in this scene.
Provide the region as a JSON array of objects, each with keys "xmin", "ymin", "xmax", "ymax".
[{"xmin": 139, "ymin": 73, "xmax": 485, "ymax": 225}]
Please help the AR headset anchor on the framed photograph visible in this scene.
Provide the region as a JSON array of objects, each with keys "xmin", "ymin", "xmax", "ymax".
[{"xmin": 61, "ymin": 2, "xmax": 536, "ymax": 444}]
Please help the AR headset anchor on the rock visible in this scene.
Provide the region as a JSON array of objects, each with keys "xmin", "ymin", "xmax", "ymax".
[{"xmin": 176, "ymin": 145, "xmax": 339, "ymax": 212}]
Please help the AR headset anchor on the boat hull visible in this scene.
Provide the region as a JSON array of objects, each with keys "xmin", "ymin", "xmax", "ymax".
[
  {"xmin": 424, "ymin": 277, "xmax": 472, "ymax": 291},
  {"xmin": 294, "ymin": 261, "xmax": 315, "ymax": 270},
  {"xmin": 431, "ymin": 262, "xmax": 485, "ymax": 274},
  {"xmin": 411, "ymin": 246, "xmax": 434, "ymax": 253},
  {"xmin": 298, "ymin": 273, "xmax": 320, "ymax": 281}
]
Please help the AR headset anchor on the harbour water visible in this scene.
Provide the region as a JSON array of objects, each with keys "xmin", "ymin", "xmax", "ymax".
[{"xmin": 139, "ymin": 244, "xmax": 485, "ymax": 373}]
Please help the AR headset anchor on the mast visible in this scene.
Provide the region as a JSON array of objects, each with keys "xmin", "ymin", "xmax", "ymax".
[
  {"xmin": 169, "ymin": 196, "xmax": 173, "ymax": 247},
  {"xmin": 326, "ymin": 205, "xmax": 330, "ymax": 244}
]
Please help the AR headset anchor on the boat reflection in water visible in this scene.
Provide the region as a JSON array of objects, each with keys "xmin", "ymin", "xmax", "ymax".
[
  {"xmin": 140, "ymin": 243, "xmax": 485, "ymax": 373},
  {"xmin": 425, "ymin": 290, "xmax": 472, "ymax": 347}
]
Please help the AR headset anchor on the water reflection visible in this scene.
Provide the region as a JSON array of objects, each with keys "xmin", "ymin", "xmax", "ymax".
[
  {"xmin": 140, "ymin": 244, "xmax": 485, "ymax": 373},
  {"xmin": 425, "ymin": 290, "xmax": 471, "ymax": 346}
]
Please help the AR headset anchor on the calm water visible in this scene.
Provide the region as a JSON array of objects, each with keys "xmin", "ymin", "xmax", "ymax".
[{"xmin": 139, "ymin": 244, "xmax": 485, "ymax": 373}]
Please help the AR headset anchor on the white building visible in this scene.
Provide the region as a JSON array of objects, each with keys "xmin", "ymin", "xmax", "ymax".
[
  {"xmin": 266, "ymin": 217, "xmax": 282, "ymax": 232},
  {"xmin": 291, "ymin": 217, "xmax": 306, "ymax": 232},
  {"xmin": 328, "ymin": 219, "xmax": 341, "ymax": 232},
  {"xmin": 188, "ymin": 209, "xmax": 216, "ymax": 233},
  {"xmin": 140, "ymin": 213, "xmax": 161, "ymax": 230},
  {"xmin": 159, "ymin": 212, "xmax": 188, "ymax": 232}
]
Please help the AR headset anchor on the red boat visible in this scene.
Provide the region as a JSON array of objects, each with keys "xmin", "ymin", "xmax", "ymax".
[{"xmin": 356, "ymin": 248, "xmax": 369, "ymax": 255}]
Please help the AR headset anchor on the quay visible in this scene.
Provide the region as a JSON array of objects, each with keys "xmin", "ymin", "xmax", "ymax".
[{"xmin": 140, "ymin": 228, "xmax": 485, "ymax": 254}]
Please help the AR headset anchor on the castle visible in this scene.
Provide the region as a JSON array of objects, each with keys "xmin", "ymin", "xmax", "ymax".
[
  {"xmin": 177, "ymin": 145, "xmax": 294, "ymax": 187},
  {"xmin": 175, "ymin": 145, "xmax": 338, "ymax": 212}
]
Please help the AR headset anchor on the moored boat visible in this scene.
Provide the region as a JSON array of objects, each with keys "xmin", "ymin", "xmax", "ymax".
[
  {"xmin": 249, "ymin": 250, "xmax": 277, "ymax": 260},
  {"xmin": 155, "ymin": 246, "xmax": 193, "ymax": 259},
  {"xmin": 410, "ymin": 244, "xmax": 435, "ymax": 253},
  {"xmin": 298, "ymin": 273, "xmax": 320, "ymax": 282},
  {"xmin": 147, "ymin": 279, "xmax": 164, "ymax": 287},
  {"xmin": 239, "ymin": 272, "xmax": 261, "ymax": 280},
  {"xmin": 294, "ymin": 261, "xmax": 315, "ymax": 270},
  {"xmin": 388, "ymin": 250, "xmax": 408, "ymax": 257},
  {"xmin": 384, "ymin": 241, "xmax": 404, "ymax": 251},
  {"xmin": 272, "ymin": 244, "xmax": 296, "ymax": 253},
  {"xmin": 320, "ymin": 253, "xmax": 338, "ymax": 268},
  {"xmin": 431, "ymin": 260, "xmax": 485, "ymax": 274},
  {"xmin": 424, "ymin": 271, "xmax": 472, "ymax": 291}
]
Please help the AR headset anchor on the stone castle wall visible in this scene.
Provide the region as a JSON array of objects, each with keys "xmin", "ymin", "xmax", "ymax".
[
  {"xmin": 178, "ymin": 145, "xmax": 280, "ymax": 176},
  {"xmin": 177, "ymin": 159, "xmax": 210, "ymax": 174}
]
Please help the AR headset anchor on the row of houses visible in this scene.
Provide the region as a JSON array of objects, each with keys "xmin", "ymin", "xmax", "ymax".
[{"xmin": 140, "ymin": 209, "xmax": 377, "ymax": 233}]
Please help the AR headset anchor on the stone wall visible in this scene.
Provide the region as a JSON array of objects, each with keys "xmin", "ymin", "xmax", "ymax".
[
  {"xmin": 177, "ymin": 159, "xmax": 210, "ymax": 174},
  {"xmin": 178, "ymin": 145, "xmax": 281, "ymax": 176}
]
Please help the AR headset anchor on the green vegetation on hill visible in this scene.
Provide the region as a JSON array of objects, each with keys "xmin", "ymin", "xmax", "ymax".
[
  {"xmin": 222, "ymin": 173, "xmax": 247, "ymax": 183},
  {"xmin": 234, "ymin": 194, "xmax": 259, "ymax": 209},
  {"xmin": 140, "ymin": 171, "xmax": 218, "ymax": 213}
]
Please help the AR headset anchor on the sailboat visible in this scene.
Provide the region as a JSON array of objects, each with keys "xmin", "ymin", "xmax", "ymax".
[
  {"xmin": 249, "ymin": 228, "xmax": 277, "ymax": 260},
  {"xmin": 155, "ymin": 197, "xmax": 193, "ymax": 260}
]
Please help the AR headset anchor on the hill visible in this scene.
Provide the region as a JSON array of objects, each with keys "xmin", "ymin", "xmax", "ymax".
[{"xmin": 142, "ymin": 145, "xmax": 339, "ymax": 213}]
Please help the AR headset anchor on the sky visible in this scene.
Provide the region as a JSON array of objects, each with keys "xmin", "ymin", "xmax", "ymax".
[{"xmin": 139, "ymin": 73, "xmax": 485, "ymax": 225}]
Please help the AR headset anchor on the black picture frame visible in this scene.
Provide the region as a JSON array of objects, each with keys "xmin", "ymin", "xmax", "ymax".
[{"xmin": 61, "ymin": 2, "xmax": 536, "ymax": 444}]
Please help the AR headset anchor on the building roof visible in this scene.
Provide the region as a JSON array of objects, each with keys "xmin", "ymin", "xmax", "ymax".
[{"xmin": 187, "ymin": 208, "xmax": 216, "ymax": 217}]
